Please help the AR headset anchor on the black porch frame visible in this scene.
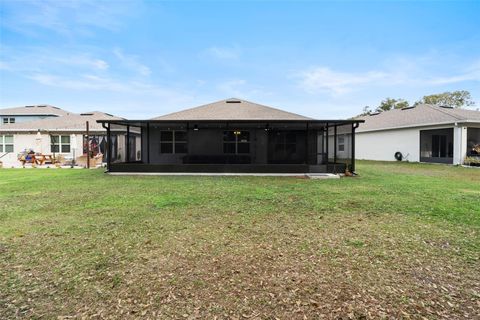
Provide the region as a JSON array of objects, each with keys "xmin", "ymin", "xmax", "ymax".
[{"xmin": 100, "ymin": 119, "xmax": 363, "ymax": 174}]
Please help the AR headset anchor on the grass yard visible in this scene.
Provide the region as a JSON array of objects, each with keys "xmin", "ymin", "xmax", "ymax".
[{"xmin": 0, "ymin": 161, "xmax": 479, "ymax": 319}]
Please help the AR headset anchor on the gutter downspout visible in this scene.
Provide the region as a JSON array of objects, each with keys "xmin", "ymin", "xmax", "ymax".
[{"xmin": 351, "ymin": 122, "xmax": 360, "ymax": 173}]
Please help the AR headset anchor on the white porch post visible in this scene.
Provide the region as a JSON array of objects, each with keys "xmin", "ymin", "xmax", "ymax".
[{"xmin": 453, "ymin": 125, "xmax": 467, "ymax": 165}]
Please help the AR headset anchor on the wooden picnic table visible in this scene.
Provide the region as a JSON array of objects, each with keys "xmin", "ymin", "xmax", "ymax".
[
  {"xmin": 19, "ymin": 154, "xmax": 55, "ymax": 166},
  {"xmin": 34, "ymin": 154, "xmax": 55, "ymax": 165}
]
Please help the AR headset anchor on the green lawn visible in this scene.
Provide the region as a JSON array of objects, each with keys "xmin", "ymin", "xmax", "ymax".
[{"xmin": 1, "ymin": 161, "xmax": 479, "ymax": 319}]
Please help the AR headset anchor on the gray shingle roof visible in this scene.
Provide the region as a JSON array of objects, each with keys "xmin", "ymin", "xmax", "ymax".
[
  {"xmin": 153, "ymin": 98, "xmax": 312, "ymax": 121},
  {"xmin": 0, "ymin": 111, "xmax": 123, "ymax": 132},
  {"xmin": 0, "ymin": 105, "xmax": 70, "ymax": 116},
  {"xmin": 357, "ymin": 104, "xmax": 480, "ymax": 132}
]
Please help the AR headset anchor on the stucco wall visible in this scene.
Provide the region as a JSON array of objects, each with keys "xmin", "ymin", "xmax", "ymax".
[{"xmin": 356, "ymin": 128, "xmax": 421, "ymax": 162}]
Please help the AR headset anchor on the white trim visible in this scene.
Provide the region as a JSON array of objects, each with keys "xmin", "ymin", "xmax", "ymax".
[{"xmin": 453, "ymin": 126, "xmax": 468, "ymax": 165}]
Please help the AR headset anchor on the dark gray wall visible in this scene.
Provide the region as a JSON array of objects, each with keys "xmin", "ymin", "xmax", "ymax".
[
  {"xmin": 188, "ymin": 130, "xmax": 222, "ymax": 154},
  {"xmin": 141, "ymin": 127, "xmax": 337, "ymax": 165},
  {"xmin": 144, "ymin": 128, "xmax": 270, "ymax": 164}
]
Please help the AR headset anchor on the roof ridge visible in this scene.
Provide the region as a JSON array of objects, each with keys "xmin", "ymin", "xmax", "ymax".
[{"xmin": 424, "ymin": 104, "xmax": 463, "ymax": 121}]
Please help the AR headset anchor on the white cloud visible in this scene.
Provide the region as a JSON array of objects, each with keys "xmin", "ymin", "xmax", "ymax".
[
  {"xmin": 0, "ymin": 48, "xmax": 110, "ymax": 75},
  {"xmin": 92, "ymin": 59, "xmax": 109, "ymax": 70},
  {"xmin": 113, "ymin": 48, "xmax": 151, "ymax": 76},
  {"xmin": 298, "ymin": 67, "xmax": 388, "ymax": 94},
  {"xmin": 27, "ymin": 73, "xmax": 168, "ymax": 95},
  {"xmin": 1, "ymin": 0, "xmax": 140, "ymax": 37},
  {"xmin": 56, "ymin": 56, "xmax": 109, "ymax": 71},
  {"xmin": 0, "ymin": 61, "xmax": 11, "ymax": 70},
  {"xmin": 427, "ymin": 59, "xmax": 480, "ymax": 85},
  {"xmin": 27, "ymin": 74, "xmax": 121, "ymax": 91},
  {"xmin": 19, "ymin": 70, "xmax": 200, "ymax": 119},
  {"xmin": 204, "ymin": 46, "xmax": 241, "ymax": 60},
  {"xmin": 297, "ymin": 58, "xmax": 480, "ymax": 95}
]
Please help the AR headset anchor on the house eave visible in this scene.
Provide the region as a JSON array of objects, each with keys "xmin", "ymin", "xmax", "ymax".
[
  {"xmin": 357, "ymin": 120, "xmax": 480, "ymax": 133},
  {"xmin": 0, "ymin": 113, "xmax": 62, "ymax": 117},
  {"xmin": 96, "ymin": 119, "xmax": 365, "ymax": 126}
]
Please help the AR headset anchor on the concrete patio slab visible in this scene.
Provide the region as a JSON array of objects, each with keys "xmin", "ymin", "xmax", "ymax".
[{"xmin": 107, "ymin": 172, "xmax": 341, "ymax": 178}]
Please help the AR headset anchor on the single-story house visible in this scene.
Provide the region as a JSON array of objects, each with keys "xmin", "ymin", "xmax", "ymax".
[
  {"xmin": 97, "ymin": 98, "xmax": 364, "ymax": 174},
  {"xmin": 355, "ymin": 104, "xmax": 480, "ymax": 165},
  {"xmin": 0, "ymin": 109, "xmax": 122, "ymax": 167}
]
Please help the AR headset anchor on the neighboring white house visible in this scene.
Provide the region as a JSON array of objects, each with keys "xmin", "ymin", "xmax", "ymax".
[
  {"xmin": 355, "ymin": 104, "xmax": 480, "ymax": 165},
  {"xmin": 0, "ymin": 108, "xmax": 123, "ymax": 167}
]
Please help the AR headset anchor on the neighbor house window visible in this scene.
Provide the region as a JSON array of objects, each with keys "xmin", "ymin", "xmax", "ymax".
[
  {"xmin": 2, "ymin": 117, "xmax": 15, "ymax": 124},
  {"xmin": 0, "ymin": 135, "xmax": 14, "ymax": 152},
  {"xmin": 223, "ymin": 130, "xmax": 250, "ymax": 154},
  {"xmin": 51, "ymin": 135, "xmax": 71, "ymax": 153},
  {"xmin": 338, "ymin": 135, "xmax": 345, "ymax": 152},
  {"xmin": 160, "ymin": 130, "xmax": 187, "ymax": 153}
]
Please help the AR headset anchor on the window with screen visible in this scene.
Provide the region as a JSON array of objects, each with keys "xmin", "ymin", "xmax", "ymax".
[
  {"xmin": 51, "ymin": 135, "xmax": 71, "ymax": 153},
  {"xmin": 160, "ymin": 130, "xmax": 187, "ymax": 153},
  {"xmin": 338, "ymin": 135, "xmax": 345, "ymax": 152},
  {"xmin": 0, "ymin": 135, "xmax": 14, "ymax": 152},
  {"xmin": 223, "ymin": 131, "xmax": 250, "ymax": 154}
]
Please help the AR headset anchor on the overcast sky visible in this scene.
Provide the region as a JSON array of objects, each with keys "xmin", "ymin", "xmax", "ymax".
[{"xmin": 1, "ymin": 0, "xmax": 479, "ymax": 119}]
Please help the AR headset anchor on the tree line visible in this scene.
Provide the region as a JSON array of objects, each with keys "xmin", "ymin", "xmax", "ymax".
[{"xmin": 359, "ymin": 90, "xmax": 475, "ymax": 116}]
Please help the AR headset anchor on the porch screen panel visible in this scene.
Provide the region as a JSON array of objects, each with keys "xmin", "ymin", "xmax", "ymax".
[
  {"xmin": 326, "ymin": 123, "xmax": 352, "ymax": 171},
  {"xmin": 110, "ymin": 123, "xmax": 129, "ymax": 163},
  {"xmin": 129, "ymin": 126, "xmax": 142, "ymax": 161},
  {"xmin": 160, "ymin": 130, "xmax": 187, "ymax": 154},
  {"xmin": 336, "ymin": 123, "xmax": 352, "ymax": 170},
  {"xmin": 420, "ymin": 129, "xmax": 454, "ymax": 163},
  {"xmin": 467, "ymin": 128, "xmax": 480, "ymax": 156},
  {"xmin": 223, "ymin": 130, "xmax": 250, "ymax": 154}
]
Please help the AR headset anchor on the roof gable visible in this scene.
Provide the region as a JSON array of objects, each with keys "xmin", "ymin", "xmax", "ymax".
[
  {"xmin": 357, "ymin": 104, "xmax": 480, "ymax": 132},
  {"xmin": 153, "ymin": 98, "xmax": 312, "ymax": 121}
]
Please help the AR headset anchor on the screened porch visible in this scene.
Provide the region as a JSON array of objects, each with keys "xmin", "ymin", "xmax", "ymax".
[{"xmin": 100, "ymin": 120, "xmax": 362, "ymax": 174}]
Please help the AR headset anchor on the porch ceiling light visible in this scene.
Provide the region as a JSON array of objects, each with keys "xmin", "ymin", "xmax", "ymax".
[{"xmin": 193, "ymin": 124, "xmax": 199, "ymax": 131}]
